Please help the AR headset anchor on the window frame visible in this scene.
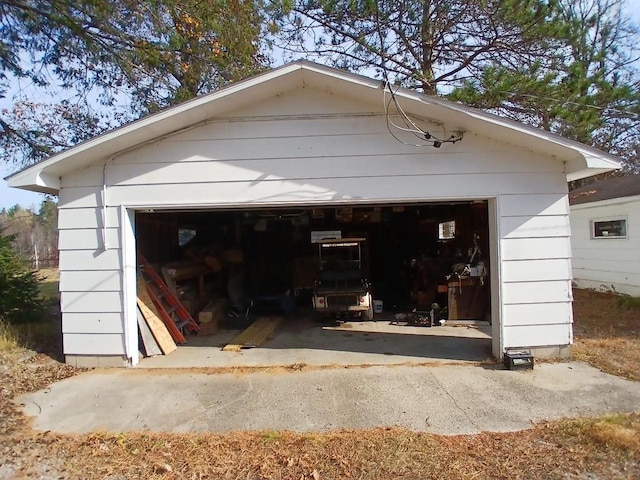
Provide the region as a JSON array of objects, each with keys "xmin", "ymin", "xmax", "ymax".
[
  {"xmin": 438, "ymin": 220, "xmax": 456, "ymax": 240},
  {"xmin": 590, "ymin": 217, "xmax": 628, "ymax": 240}
]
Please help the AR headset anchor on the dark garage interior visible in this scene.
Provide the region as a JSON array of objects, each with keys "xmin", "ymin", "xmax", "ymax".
[{"xmin": 134, "ymin": 201, "xmax": 493, "ymax": 360}]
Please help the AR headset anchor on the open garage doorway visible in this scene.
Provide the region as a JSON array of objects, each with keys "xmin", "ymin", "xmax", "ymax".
[{"xmin": 134, "ymin": 201, "xmax": 494, "ymax": 367}]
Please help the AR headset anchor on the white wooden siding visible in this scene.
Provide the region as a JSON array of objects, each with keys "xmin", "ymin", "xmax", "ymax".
[
  {"xmin": 503, "ymin": 303, "xmax": 573, "ymax": 326},
  {"xmin": 57, "ymin": 86, "xmax": 574, "ymax": 358},
  {"xmin": 63, "ymin": 313, "xmax": 124, "ymax": 334},
  {"xmin": 59, "ymin": 228, "xmax": 121, "ymax": 250},
  {"xmin": 57, "ymin": 206, "xmax": 125, "ymax": 357},
  {"xmin": 63, "ymin": 333, "xmax": 126, "ymax": 355},
  {"xmin": 57, "ymin": 206, "xmax": 120, "ymax": 229},
  {"xmin": 60, "ymin": 270, "xmax": 121, "ymax": 292},
  {"xmin": 498, "ymin": 192, "xmax": 573, "ymax": 348},
  {"xmin": 503, "ymin": 324, "xmax": 572, "ymax": 348},
  {"xmin": 61, "ymin": 291, "xmax": 123, "ymax": 313},
  {"xmin": 502, "ymin": 280, "xmax": 572, "ymax": 304},
  {"xmin": 570, "ymin": 198, "xmax": 640, "ymax": 296},
  {"xmin": 502, "ymin": 259, "xmax": 571, "ymax": 282},
  {"xmin": 59, "ymin": 173, "xmax": 568, "ymax": 209}
]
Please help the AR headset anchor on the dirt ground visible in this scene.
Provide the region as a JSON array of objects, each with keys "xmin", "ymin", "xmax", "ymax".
[{"xmin": 0, "ymin": 286, "xmax": 639, "ymax": 479}]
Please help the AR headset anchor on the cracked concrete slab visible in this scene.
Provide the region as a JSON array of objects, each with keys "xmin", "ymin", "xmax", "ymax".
[{"xmin": 16, "ymin": 362, "xmax": 640, "ymax": 435}]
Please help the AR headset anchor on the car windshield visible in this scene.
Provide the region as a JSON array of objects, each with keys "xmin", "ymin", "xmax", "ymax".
[{"xmin": 319, "ymin": 241, "xmax": 361, "ymax": 269}]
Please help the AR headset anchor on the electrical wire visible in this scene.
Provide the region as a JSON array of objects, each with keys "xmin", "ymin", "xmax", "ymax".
[
  {"xmin": 373, "ymin": 1, "xmax": 463, "ymax": 148},
  {"xmin": 383, "ymin": 81, "xmax": 464, "ymax": 147}
]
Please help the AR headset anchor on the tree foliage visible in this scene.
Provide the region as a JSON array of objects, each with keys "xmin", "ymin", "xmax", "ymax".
[
  {"xmin": 0, "ymin": 200, "xmax": 58, "ymax": 269},
  {"xmin": 0, "ymin": 228, "xmax": 43, "ymax": 325},
  {"xmin": 278, "ymin": 0, "xmax": 568, "ymax": 93},
  {"xmin": 449, "ymin": 0, "xmax": 640, "ymax": 171},
  {"xmin": 0, "ymin": 0, "xmax": 273, "ymax": 166}
]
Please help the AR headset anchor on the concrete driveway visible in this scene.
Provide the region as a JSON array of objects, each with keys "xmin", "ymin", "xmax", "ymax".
[{"xmin": 17, "ymin": 362, "xmax": 640, "ymax": 435}]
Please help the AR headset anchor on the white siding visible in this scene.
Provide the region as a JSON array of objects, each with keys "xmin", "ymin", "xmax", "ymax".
[
  {"xmin": 498, "ymin": 192, "xmax": 573, "ymax": 350},
  {"xmin": 57, "ymin": 206, "xmax": 124, "ymax": 357},
  {"xmin": 57, "ymin": 86, "xmax": 574, "ymax": 359},
  {"xmin": 570, "ymin": 198, "xmax": 640, "ymax": 296}
]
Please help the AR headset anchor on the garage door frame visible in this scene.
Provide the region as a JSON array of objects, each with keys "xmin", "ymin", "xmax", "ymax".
[{"xmin": 122, "ymin": 196, "xmax": 502, "ymax": 366}]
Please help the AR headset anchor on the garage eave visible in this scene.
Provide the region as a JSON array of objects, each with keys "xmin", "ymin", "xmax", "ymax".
[
  {"xmin": 5, "ymin": 169, "xmax": 60, "ymax": 195},
  {"xmin": 4, "ymin": 60, "xmax": 623, "ymax": 194}
]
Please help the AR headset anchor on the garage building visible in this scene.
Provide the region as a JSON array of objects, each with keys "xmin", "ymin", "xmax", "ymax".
[{"xmin": 6, "ymin": 61, "xmax": 620, "ymax": 367}]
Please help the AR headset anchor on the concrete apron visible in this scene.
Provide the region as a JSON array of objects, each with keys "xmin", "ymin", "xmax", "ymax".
[
  {"xmin": 138, "ymin": 320, "xmax": 494, "ymax": 369},
  {"xmin": 17, "ymin": 362, "xmax": 640, "ymax": 435}
]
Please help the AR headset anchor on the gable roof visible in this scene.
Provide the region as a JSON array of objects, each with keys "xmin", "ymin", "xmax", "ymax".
[
  {"xmin": 6, "ymin": 60, "xmax": 621, "ymax": 195},
  {"xmin": 569, "ymin": 175, "xmax": 640, "ymax": 205}
]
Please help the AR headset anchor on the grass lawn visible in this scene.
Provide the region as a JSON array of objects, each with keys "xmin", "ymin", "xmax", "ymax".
[{"xmin": 0, "ymin": 283, "xmax": 638, "ymax": 479}]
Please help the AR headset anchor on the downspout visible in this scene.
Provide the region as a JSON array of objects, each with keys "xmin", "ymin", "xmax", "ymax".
[{"xmin": 101, "ymin": 157, "xmax": 114, "ymax": 250}]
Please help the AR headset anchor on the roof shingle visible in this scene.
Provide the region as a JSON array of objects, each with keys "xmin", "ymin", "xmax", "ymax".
[{"xmin": 569, "ymin": 175, "xmax": 640, "ymax": 205}]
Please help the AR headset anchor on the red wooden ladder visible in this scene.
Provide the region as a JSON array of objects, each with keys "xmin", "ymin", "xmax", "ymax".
[{"xmin": 138, "ymin": 254, "xmax": 200, "ymax": 344}]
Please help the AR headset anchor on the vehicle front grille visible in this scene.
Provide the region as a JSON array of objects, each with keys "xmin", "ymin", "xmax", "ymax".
[{"xmin": 327, "ymin": 295, "xmax": 359, "ymax": 307}]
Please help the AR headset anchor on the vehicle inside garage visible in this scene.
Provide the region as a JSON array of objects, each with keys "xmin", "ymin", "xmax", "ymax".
[{"xmin": 135, "ymin": 201, "xmax": 492, "ymax": 359}]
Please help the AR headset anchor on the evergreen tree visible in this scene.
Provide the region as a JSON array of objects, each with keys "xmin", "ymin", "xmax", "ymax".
[{"xmin": 0, "ymin": 229, "xmax": 43, "ymax": 324}]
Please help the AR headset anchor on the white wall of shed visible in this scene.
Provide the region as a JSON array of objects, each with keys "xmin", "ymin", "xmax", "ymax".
[
  {"xmin": 570, "ymin": 197, "xmax": 640, "ymax": 296},
  {"xmin": 56, "ymin": 86, "xmax": 573, "ymax": 359}
]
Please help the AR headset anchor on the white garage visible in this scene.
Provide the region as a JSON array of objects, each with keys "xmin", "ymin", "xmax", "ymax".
[{"xmin": 6, "ymin": 60, "xmax": 620, "ymax": 367}]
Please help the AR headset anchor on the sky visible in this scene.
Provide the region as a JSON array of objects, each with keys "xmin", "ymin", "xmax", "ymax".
[{"xmin": 2, "ymin": 2, "xmax": 640, "ymax": 210}]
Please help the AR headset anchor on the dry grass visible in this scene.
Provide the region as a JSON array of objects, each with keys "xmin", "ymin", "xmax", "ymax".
[
  {"xmin": 0, "ymin": 316, "xmax": 20, "ymax": 356},
  {"xmin": 572, "ymin": 288, "xmax": 640, "ymax": 380},
  {"xmin": 1, "ymin": 350, "xmax": 639, "ymax": 479},
  {"xmin": 0, "ymin": 285, "xmax": 639, "ymax": 478}
]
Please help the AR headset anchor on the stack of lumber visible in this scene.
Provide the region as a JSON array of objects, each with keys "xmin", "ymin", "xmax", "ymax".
[
  {"xmin": 136, "ymin": 275, "xmax": 177, "ymax": 356},
  {"xmin": 222, "ymin": 316, "xmax": 283, "ymax": 352}
]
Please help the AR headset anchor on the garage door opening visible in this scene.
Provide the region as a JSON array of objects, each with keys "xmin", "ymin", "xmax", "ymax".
[{"xmin": 134, "ymin": 201, "xmax": 493, "ymax": 366}]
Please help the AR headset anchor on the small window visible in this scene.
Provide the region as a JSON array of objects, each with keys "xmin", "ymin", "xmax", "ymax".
[
  {"xmin": 178, "ymin": 228, "xmax": 197, "ymax": 246},
  {"xmin": 438, "ymin": 220, "xmax": 456, "ymax": 240},
  {"xmin": 591, "ymin": 219, "xmax": 627, "ymax": 239}
]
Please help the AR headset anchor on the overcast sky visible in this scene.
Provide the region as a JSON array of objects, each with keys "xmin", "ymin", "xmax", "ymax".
[{"xmin": 2, "ymin": 2, "xmax": 640, "ymax": 210}]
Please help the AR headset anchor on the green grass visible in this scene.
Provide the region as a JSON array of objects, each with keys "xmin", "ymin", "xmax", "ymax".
[
  {"xmin": 1, "ymin": 269, "xmax": 62, "ymax": 359},
  {"xmin": 616, "ymin": 295, "xmax": 640, "ymax": 310}
]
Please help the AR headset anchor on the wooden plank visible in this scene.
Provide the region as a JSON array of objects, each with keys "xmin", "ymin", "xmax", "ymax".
[
  {"xmin": 198, "ymin": 300, "xmax": 226, "ymax": 336},
  {"xmin": 73, "ymin": 148, "xmax": 559, "ymax": 188},
  {"xmin": 198, "ymin": 299, "xmax": 226, "ymax": 323},
  {"xmin": 501, "ymin": 215, "xmax": 570, "ymax": 239},
  {"xmin": 503, "ymin": 323, "xmax": 572, "ymax": 348},
  {"xmin": 137, "ymin": 307, "xmax": 162, "ymax": 356},
  {"xmin": 57, "ymin": 206, "xmax": 120, "ymax": 229},
  {"xmin": 222, "ymin": 316, "xmax": 283, "ymax": 352},
  {"xmin": 136, "ymin": 277, "xmax": 177, "ymax": 355},
  {"xmin": 499, "ymin": 193, "xmax": 567, "ymax": 217},
  {"xmin": 58, "ymin": 228, "xmax": 121, "ymax": 250},
  {"xmin": 59, "ymin": 172, "xmax": 568, "ymax": 209},
  {"xmin": 501, "ymin": 237, "xmax": 571, "ymax": 261},
  {"xmin": 502, "ymin": 259, "xmax": 571, "ymax": 283},
  {"xmin": 161, "ymin": 267, "xmax": 179, "ymax": 297},
  {"xmin": 61, "ymin": 291, "xmax": 122, "ymax": 313},
  {"xmin": 502, "ymin": 280, "xmax": 572, "ymax": 305},
  {"xmin": 62, "ymin": 333, "xmax": 126, "ymax": 355},
  {"xmin": 59, "ymin": 249, "xmax": 121, "ymax": 271},
  {"xmin": 62, "ymin": 313, "xmax": 124, "ymax": 334},
  {"xmin": 60, "ymin": 270, "xmax": 122, "ymax": 292}
]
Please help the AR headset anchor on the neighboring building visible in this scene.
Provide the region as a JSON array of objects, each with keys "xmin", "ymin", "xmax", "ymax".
[
  {"xmin": 570, "ymin": 175, "xmax": 640, "ymax": 296},
  {"xmin": 6, "ymin": 61, "xmax": 620, "ymax": 367}
]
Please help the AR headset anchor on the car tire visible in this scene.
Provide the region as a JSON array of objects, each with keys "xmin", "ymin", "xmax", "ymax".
[{"xmin": 364, "ymin": 296, "xmax": 374, "ymax": 321}]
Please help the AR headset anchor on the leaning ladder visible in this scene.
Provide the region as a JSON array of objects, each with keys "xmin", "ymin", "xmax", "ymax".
[{"xmin": 138, "ymin": 253, "xmax": 200, "ymax": 344}]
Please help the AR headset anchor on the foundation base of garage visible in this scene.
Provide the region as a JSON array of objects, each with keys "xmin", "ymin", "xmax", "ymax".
[
  {"xmin": 516, "ymin": 345, "xmax": 571, "ymax": 360},
  {"xmin": 66, "ymin": 355, "xmax": 129, "ymax": 368}
]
